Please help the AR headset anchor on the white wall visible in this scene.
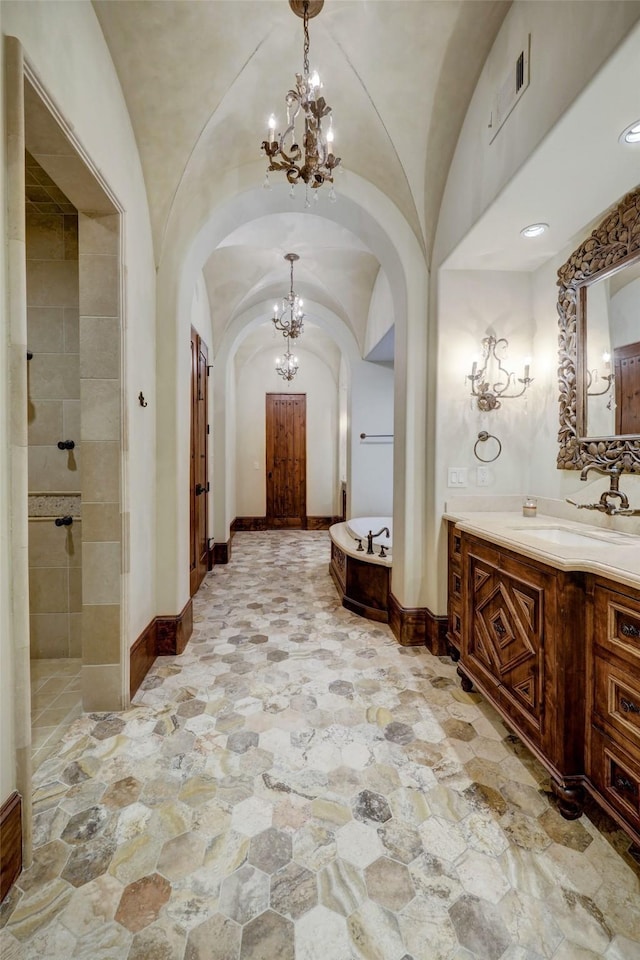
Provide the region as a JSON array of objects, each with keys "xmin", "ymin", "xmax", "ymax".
[
  {"xmin": 349, "ymin": 359, "xmax": 394, "ymax": 518},
  {"xmin": 436, "ymin": 270, "xmax": 535, "ymax": 511},
  {"xmin": 2, "ymin": 1, "xmax": 158, "ymax": 644},
  {"xmin": 235, "ymin": 347, "xmax": 340, "ymax": 517},
  {"xmin": 434, "ymin": 0, "xmax": 640, "ymax": 267},
  {"xmin": 0, "ymin": 2, "xmax": 156, "ymax": 805},
  {"xmin": 364, "ymin": 268, "xmax": 393, "ymax": 358}
]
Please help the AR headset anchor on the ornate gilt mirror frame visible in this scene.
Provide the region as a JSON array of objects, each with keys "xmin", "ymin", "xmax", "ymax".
[{"xmin": 557, "ymin": 185, "xmax": 640, "ymax": 472}]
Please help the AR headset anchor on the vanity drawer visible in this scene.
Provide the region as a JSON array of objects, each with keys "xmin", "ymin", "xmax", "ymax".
[
  {"xmin": 593, "ymin": 585, "xmax": 640, "ymax": 668},
  {"xmin": 593, "ymin": 655, "xmax": 640, "ymax": 758},
  {"xmin": 448, "ymin": 599, "xmax": 462, "ymax": 646},
  {"xmin": 589, "ymin": 727, "xmax": 640, "ymax": 831},
  {"xmin": 448, "ymin": 523, "xmax": 462, "ymax": 569},
  {"xmin": 449, "ymin": 566, "xmax": 463, "ymax": 603}
]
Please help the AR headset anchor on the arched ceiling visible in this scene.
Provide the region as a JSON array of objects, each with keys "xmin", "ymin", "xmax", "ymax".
[{"xmin": 93, "ymin": 0, "xmax": 509, "ymax": 353}]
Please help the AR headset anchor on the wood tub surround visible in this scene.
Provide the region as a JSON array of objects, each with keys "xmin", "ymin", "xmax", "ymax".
[
  {"xmin": 329, "ymin": 524, "xmax": 447, "ymax": 652},
  {"xmin": 448, "ymin": 516, "xmax": 640, "ymax": 844},
  {"xmin": 330, "ymin": 539, "xmax": 389, "ymax": 623}
]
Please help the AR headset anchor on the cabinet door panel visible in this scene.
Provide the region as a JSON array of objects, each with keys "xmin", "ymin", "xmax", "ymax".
[{"xmin": 469, "ymin": 550, "xmax": 546, "ymax": 742}]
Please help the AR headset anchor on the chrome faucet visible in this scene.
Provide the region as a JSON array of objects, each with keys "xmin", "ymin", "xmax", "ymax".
[
  {"xmin": 566, "ymin": 463, "xmax": 640, "ymax": 516},
  {"xmin": 367, "ymin": 526, "xmax": 390, "ymax": 555}
]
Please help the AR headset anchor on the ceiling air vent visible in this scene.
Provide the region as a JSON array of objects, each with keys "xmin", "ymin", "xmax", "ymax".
[{"xmin": 488, "ymin": 34, "xmax": 530, "ymax": 144}]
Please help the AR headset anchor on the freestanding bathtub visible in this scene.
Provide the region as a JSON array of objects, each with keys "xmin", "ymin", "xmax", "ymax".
[{"xmin": 329, "ymin": 517, "xmax": 392, "ymax": 622}]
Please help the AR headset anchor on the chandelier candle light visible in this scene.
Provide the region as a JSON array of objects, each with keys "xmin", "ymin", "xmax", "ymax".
[
  {"xmin": 275, "ymin": 350, "xmax": 299, "ymax": 382},
  {"xmin": 262, "ymin": 0, "xmax": 341, "ymax": 204},
  {"xmin": 273, "ymin": 253, "xmax": 305, "ymax": 341},
  {"xmin": 467, "ymin": 335, "xmax": 533, "ymax": 411}
]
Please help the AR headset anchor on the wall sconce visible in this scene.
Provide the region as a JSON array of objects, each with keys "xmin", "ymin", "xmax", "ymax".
[
  {"xmin": 467, "ymin": 335, "xmax": 533, "ymax": 411},
  {"xmin": 587, "ymin": 352, "xmax": 614, "ymax": 405}
]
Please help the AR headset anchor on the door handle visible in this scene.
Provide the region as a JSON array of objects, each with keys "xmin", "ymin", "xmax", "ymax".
[
  {"xmin": 268, "ymin": 472, "xmax": 272, "ymax": 479},
  {"xmin": 196, "ymin": 483, "xmax": 209, "ymax": 496}
]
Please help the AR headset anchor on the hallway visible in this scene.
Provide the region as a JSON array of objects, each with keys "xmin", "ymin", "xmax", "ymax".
[{"xmin": 2, "ymin": 531, "xmax": 640, "ymax": 959}]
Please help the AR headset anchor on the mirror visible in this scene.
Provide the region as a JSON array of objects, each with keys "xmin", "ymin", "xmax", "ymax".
[
  {"xmin": 557, "ymin": 185, "xmax": 640, "ymax": 472},
  {"xmin": 582, "ymin": 261, "xmax": 640, "ymax": 438}
]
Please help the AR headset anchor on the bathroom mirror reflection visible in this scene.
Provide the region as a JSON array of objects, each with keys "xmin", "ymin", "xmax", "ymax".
[{"xmin": 582, "ymin": 260, "xmax": 640, "ymax": 438}]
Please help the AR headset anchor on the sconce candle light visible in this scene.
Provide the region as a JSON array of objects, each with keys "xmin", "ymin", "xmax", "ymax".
[
  {"xmin": 586, "ymin": 352, "xmax": 614, "ymax": 402},
  {"xmin": 467, "ymin": 335, "xmax": 533, "ymax": 411}
]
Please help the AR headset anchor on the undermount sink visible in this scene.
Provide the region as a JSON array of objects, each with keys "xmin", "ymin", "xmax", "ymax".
[{"xmin": 507, "ymin": 525, "xmax": 638, "ymax": 547}]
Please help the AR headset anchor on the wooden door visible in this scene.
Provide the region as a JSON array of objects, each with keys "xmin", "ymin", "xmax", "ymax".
[
  {"xmin": 266, "ymin": 393, "xmax": 306, "ymax": 527},
  {"xmin": 190, "ymin": 328, "xmax": 209, "ymax": 595},
  {"xmin": 614, "ymin": 341, "xmax": 640, "ymax": 435}
]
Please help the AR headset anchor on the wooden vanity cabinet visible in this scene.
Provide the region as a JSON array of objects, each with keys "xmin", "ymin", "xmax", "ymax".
[
  {"xmin": 454, "ymin": 531, "xmax": 586, "ymax": 818},
  {"xmin": 586, "ymin": 579, "xmax": 640, "ymax": 844}
]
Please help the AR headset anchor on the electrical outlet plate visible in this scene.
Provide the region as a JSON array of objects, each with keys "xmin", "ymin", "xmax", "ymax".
[{"xmin": 477, "ymin": 466, "xmax": 490, "ymax": 486}]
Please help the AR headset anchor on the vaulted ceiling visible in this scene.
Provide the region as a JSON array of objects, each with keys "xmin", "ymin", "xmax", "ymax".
[{"xmin": 93, "ymin": 0, "xmax": 510, "ymax": 354}]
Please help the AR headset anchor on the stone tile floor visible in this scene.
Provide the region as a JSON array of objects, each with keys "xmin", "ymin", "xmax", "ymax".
[
  {"xmin": 30, "ymin": 658, "xmax": 82, "ymax": 772},
  {"xmin": 2, "ymin": 531, "xmax": 640, "ymax": 959}
]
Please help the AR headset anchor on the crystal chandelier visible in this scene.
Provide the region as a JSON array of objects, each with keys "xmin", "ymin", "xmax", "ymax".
[
  {"xmin": 272, "ymin": 253, "xmax": 305, "ymax": 341},
  {"xmin": 262, "ymin": 0, "xmax": 341, "ymax": 204},
  {"xmin": 275, "ymin": 349, "xmax": 299, "ymax": 382}
]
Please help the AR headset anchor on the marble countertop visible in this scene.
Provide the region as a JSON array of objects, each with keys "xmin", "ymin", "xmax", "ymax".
[
  {"xmin": 329, "ymin": 521, "xmax": 392, "ymax": 567},
  {"xmin": 443, "ymin": 507, "xmax": 640, "ymax": 591}
]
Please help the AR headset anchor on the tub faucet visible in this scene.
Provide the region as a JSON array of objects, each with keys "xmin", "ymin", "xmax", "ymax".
[
  {"xmin": 566, "ymin": 463, "xmax": 640, "ymax": 516},
  {"xmin": 367, "ymin": 526, "xmax": 390, "ymax": 555}
]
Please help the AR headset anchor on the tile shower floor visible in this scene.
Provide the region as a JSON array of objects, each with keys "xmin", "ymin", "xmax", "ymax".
[
  {"xmin": 30, "ymin": 658, "xmax": 82, "ymax": 772},
  {"xmin": 2, "ymin": 531, "xmax": 640, "ymax": 959}
]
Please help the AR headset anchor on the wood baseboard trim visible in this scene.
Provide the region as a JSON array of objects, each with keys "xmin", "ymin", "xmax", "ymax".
[
  {"xmin": 1, "ymin": 791, "xmax": 22, "ymax": 903},
  {"xmin": 232, "ymin": 516, "xmax": 341, "ymax": 533},
  {"xmin": 130, "ymin": 618, "xmax": 157, "ymax": 699},
  {"xmin": 232, "ymin": 517, "xmax": 267, "ymax": 531},
  {"xmin": 388, "ymin": 594, "xmax": 448, "ymax": 653},
  {"xmin": 388, "ymin": 593, "xmax": 425, "ymax": 646},
  {"xmin": 426, "ymin": 608, "xmax": 449, "ymax": 656},
  {"xmin": 156, "ymin": 598, "xmax": 193, "ymax": 656},
  {"xmin": 214, "ymin": 540, "xmax": 231, "ymax": 564},
  {"xmin": 307, "ymin": 516, "xmax": 341, "ymax": 530}
]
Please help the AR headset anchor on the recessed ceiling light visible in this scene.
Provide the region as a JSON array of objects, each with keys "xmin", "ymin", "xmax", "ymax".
[
  {"xmin": 619, "ymin": 120, "xmax": 640, "ymax": 144},
  {"xmin": 520, "ymin": 223, "xmax": 548, "ymax": 238}
]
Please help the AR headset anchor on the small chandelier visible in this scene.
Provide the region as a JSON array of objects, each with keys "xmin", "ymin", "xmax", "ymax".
[
  {"xmin": 262, "ymin": 0, "xmax": 341, "ymax": 203},
  {"xmin": 273, "ymin": 253, "xmax": 305, "ymax": 341},
  {"xmin": 275, "ymin": 350, "xmax": 299, "ymax": 382},
  {"xmin": 467, "ymin": 335, "xmax": 533, "ymax": 411}
]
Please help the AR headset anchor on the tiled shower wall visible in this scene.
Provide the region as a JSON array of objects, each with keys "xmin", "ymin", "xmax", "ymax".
[{"xmin": 26, "ymin": 154, "xmax": 81, "ymax": 658}]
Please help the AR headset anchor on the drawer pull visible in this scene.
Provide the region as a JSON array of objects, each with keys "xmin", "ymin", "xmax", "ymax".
[
  {"xmin": 614, "ymin": 775, "xmax": 636, "ymax": 792},
  {"xmin": 621, "ymin": 622, "xmax": 640, "ymax": 639},
  {"xmin": 620, "ymin": 697, "xmax": 640, "ymax": 715}
]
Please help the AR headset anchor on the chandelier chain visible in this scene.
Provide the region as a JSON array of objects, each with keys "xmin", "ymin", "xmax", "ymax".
[{"xmin": 303, "ymin": 2, "xmax": 310, "ymax": 77}]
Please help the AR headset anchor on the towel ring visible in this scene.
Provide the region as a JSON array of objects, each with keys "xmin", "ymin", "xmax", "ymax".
[{"xmin": 474, "ymin": 431, "xmax": 502, "ymax": 463}]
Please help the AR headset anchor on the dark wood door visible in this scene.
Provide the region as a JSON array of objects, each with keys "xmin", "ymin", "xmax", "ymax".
[
  {"xmin": 266, "ymin": 393, "xmax": 306, "ymax": 527},
  {"xmin": 614, "ymin": 341, "xmax": 640, "ymax": 435},
  {"xmin": 190, "ymin": 328, "xmax": 209, "ymax": 595}
]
